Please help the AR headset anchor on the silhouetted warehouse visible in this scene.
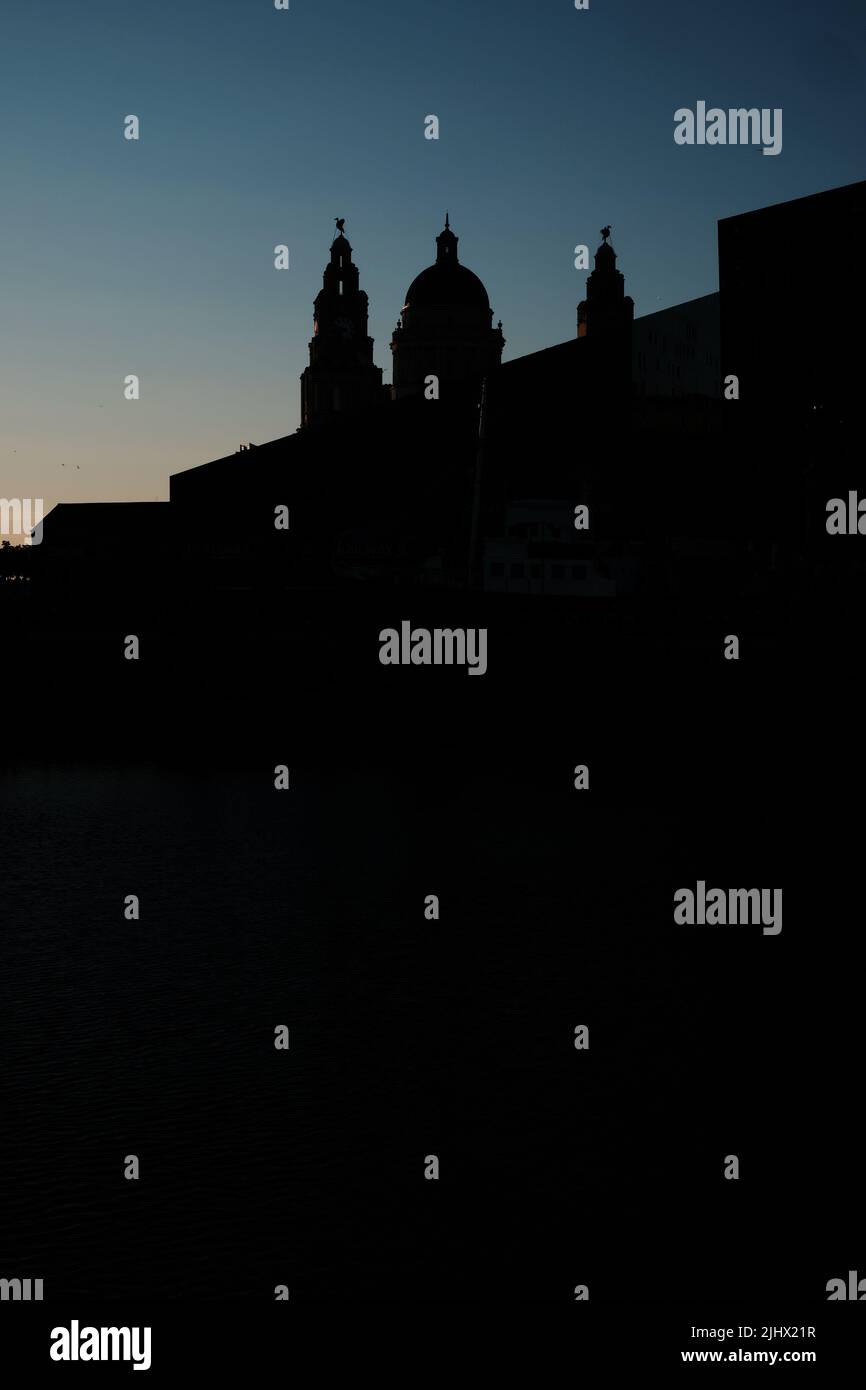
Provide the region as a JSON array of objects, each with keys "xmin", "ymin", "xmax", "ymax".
[
  {"xmin": 35, "ymin": 502, "xmax": 171, "ymax": 587},
  {"xmin": 719, "ymin": 179, "xmax": 866, "ymax": 419}
]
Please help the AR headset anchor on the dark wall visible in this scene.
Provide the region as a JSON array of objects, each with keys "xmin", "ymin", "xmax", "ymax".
[{"xmin": 719, "ymin": 180, "xmax": 866, "ymax": 421}]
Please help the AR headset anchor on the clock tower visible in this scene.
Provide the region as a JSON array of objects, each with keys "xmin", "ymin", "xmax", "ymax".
[{"xmin": 300, "ymin": 223, "xmax": 383, "ymax": 428}]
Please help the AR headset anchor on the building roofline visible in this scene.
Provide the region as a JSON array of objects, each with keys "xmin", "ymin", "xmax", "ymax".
[{"xmin": 719, "ymin": 178, "xmax": 866, "ymax": 226}]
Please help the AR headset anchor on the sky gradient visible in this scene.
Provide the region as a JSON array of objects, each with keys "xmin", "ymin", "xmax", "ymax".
[{"xmin": 2, "ymin": 0, "xmax": 864, "ymax": 524}]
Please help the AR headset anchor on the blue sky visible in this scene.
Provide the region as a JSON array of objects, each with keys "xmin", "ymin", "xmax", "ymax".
[{"xmin": 1, "ymin": 0, "xmax": 864, "ymax": 520}]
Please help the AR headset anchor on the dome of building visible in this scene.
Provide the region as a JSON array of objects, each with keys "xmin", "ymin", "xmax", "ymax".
[
  {"xmin": 390, "ymin": 216, "xmax": 505, "ymax": 400},
  {"xmin": 405, "ymin": 260, "xmax": 490, "ymax": 309},
  {"xmin": 401, "ymin": 215, "xmax": 491, "ymax": 311}
]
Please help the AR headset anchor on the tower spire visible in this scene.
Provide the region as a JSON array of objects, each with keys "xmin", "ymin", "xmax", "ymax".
[
  {"xmin": 577, "ymin": 226, "xmax": 633, "ymax": 340},
  {"xmin": 300, "ymin": 225, "xmax": 383, "ymax": 427},
  {"xmin": 436, "ymin": 214, "xmax": 458, "ymax": 264},
  {"xmin": 575, "ymin": 226, "xmax": 634, "ymax": 399}
]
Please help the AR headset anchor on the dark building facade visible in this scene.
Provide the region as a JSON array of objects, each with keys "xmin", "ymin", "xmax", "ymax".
[
  {"xmin": 632, "ymin": 293, "xmax": 720, "ymax": 399},
  {"xmin": 719, "ymin": 179, "xmax": 865, "ymax": 420}
]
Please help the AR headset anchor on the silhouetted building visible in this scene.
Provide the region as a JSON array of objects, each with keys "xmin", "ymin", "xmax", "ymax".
[
  {"xmin": 577, "ymin": 228, "xmax": 634, "ymax": 386},
  {"xmin": 718, "ymin": 179, "xmax": 865, "ymax": 420},
  {"xmin": 390, "ymin": 216, "xmax": 505, "ymax": 400},
  {"xmin": 632, "ymin": 293, "xmax": 720, "ymax": 399},
  {"xmin": 300, "ymin": 227, "xmax": 384, "ymax": 428},
  {"xmin": 169, "ymin": 391, "xmax": 482, "ymax": 592},
  {"xmin": 37, "ymin": 502, "xmax": 170, "ymax": 551},
  {"xmin": 34, "ymin": 501, "xmax": 172, "ymax": 596},
  {"xmin": 33, "ymin": 186, "xmax": 862, "ymax": 613}
]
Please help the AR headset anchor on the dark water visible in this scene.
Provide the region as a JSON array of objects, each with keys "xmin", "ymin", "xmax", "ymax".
[{"xmin": 2, "ymin": 742, "xmax": 860, "ymax": 1302}]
